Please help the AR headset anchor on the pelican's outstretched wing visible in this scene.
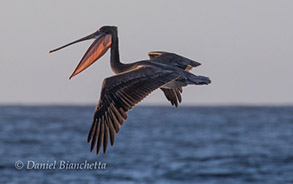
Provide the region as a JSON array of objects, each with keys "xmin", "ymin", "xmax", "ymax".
[
  {"xmin": 88, "ymin": 66, "xmax": 179, "ymax": 154},
  {"xmin": 148, "ymin": 51, "xmax": 201, "ymax": 71}
]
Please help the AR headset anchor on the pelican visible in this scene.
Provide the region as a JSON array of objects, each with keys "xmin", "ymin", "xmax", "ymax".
[{"xmin": 49, "ymin": 26, "xmax": 211, "ymax": 154}]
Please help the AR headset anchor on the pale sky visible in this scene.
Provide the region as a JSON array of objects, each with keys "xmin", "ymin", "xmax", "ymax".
[{"xmin": 0, "ymin": 0, "xmax": 292, "ymax": 105}]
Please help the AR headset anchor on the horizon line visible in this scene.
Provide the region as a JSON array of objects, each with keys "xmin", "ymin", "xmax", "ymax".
[{"xmin": 0, "ymin": 102, "xmax": 292, "ymax": 107}]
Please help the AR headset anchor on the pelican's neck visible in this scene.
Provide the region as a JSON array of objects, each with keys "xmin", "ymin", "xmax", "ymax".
[{"xmin": 110, "ymin": 33, "xmax": 124, "ymax": 74}]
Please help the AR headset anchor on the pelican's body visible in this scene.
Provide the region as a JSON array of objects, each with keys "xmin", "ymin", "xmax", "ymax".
[{"xmin": 49, "ymin": 26, "xmax": 211, "ymax": 154}]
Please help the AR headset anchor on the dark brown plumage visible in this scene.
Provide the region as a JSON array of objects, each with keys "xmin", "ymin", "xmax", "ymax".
[
  {"xmin": 49, "ymin": 26, "xmax": 211, "ymax": 154},
  {"xmin": 160, "ymin": 88, "xmax": 183, "ymax": 107}
]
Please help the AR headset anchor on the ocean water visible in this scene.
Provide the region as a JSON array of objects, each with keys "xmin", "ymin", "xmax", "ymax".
[{"xmin": 0, "ymin": 106, "xmax": 292, "ymax": 184}]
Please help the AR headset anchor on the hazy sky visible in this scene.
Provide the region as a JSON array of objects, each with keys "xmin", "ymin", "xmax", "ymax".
[{"xmin": 0, "ymin": 0, "xmax": 292, "ymax": 105}]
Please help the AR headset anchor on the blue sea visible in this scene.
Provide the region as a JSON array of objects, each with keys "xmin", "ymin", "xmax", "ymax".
[{"xmin": 0, "ymin": 106, "xmax": 292, "ymax": 184}]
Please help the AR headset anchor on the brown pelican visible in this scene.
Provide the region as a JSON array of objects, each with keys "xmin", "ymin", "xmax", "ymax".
[{"xmin": 49, "ymin": 26, "xmax": 211, "ymax": 154}]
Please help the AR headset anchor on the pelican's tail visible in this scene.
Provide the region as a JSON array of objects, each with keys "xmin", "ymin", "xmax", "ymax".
[{"xmin": 187, "ymin": 73, "xmax": 211, "ymax": 85}]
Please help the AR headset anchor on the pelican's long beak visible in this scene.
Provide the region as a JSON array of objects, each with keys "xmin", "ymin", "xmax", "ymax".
[{"xmin": 49, "ymin": 31, "xmax": 112, "ymax": 79}]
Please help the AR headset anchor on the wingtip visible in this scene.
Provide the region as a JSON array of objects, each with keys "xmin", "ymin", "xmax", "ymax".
[
  {"xmin": 89, "ymin": 137, "xmax": 96, "ymax": 152},
  {"xmin": 194, "ymin": 62, "xmax": 201, "ymax": 67},
  {"xmin": 96, "ymin": 147, "xmax": 101, "ymax": 155}
]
